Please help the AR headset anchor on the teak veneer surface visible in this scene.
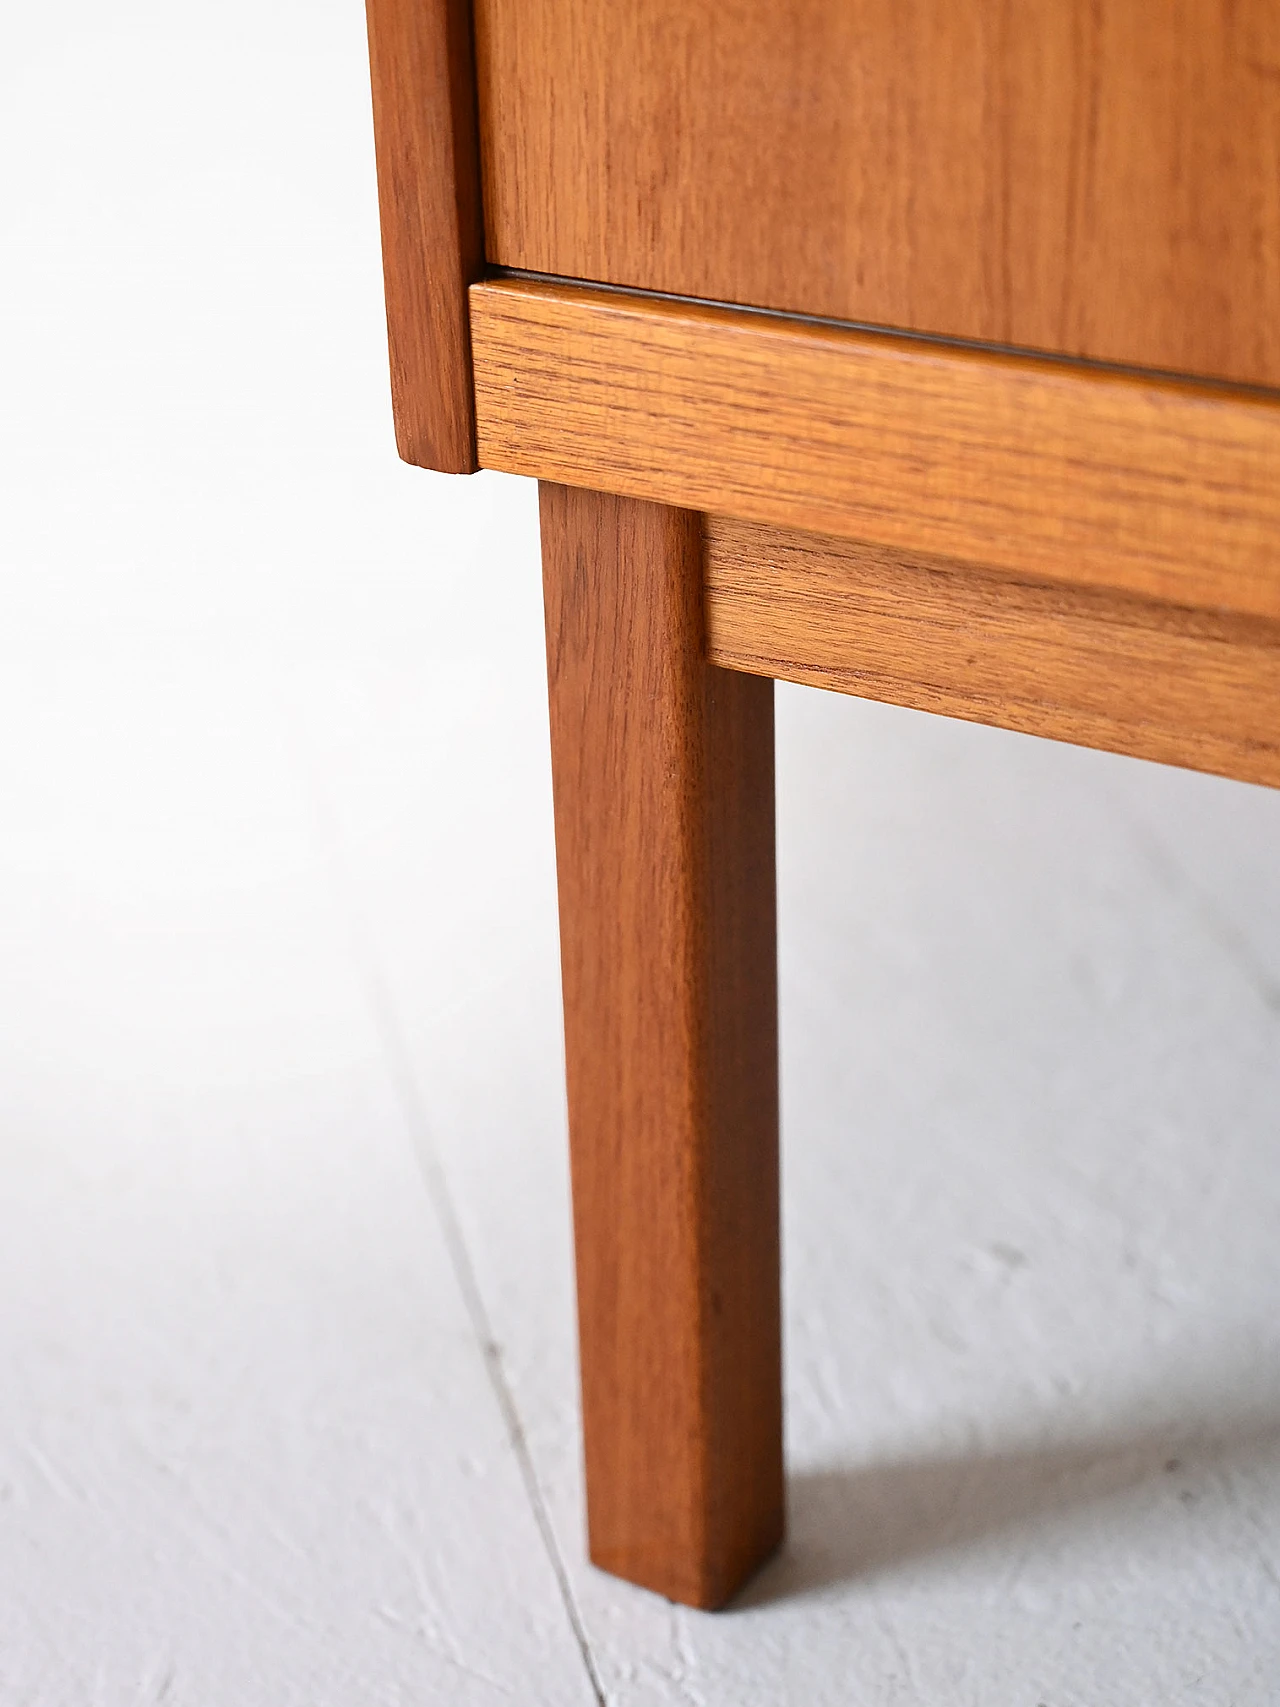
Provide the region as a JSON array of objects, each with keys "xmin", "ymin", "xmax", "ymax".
[
  {"xmin": 471, "ymin": 279, "xmax": 1280, "ymax": 624},
  {"xmin": 706, "ymin": 519, "xmax": 1280, "ymax": 791},
  {"xmin": 365, "ymin": 0, "xmax": 483, "ymax": 471},
  {"xmin": 369, "ymin": 0, "xmax": 1280, "ymax": 1625},
  {"xmin": 540, "ymin": 485, "xmax": 783, "ymax": 1608},
  {"xmin": 474, "ymin": 0, "xmax": 1280, "ymax": 388}
]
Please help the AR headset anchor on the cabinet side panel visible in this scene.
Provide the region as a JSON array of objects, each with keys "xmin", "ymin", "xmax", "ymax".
[{"xmin": 474, "ymin": 0, "xmax": 1280, "ymax": 389}]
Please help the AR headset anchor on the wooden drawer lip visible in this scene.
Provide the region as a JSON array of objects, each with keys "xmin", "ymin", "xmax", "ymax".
[
  {"xmin": 491, "ymin": 268, "xmax": 1280, "ymax": 399},
  {"xmin": 470, "ymin": 275, "xmax": 1280, "ymax": 624},
  {"xmin": 488, "ymin": 266, "xmax": 1280, "ymax": 399}
]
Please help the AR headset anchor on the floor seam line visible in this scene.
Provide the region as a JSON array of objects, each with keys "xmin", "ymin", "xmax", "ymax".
[
  {"xmin": 361, "ymin": 962, "xmax": 610, "ymax": 1707},
  {"xmin": 283, "ymin": 720, "xmax": 610, "ymax": 1706}
]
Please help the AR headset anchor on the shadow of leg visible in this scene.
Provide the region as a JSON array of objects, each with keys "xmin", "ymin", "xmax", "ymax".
[{"xmin": 735, "ymin": 1401, "xmax": 1280, "ymax": 1607}]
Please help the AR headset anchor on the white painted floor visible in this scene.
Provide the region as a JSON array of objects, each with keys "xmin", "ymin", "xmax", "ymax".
[{"xmin": 4, "ymin": 4, "xmax": 1280, "ymax": 1702}]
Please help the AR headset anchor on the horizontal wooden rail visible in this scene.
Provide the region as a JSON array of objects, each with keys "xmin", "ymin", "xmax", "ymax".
[
  {"xmin": 470, "ymin": 277, "xmax": 1280, "ymax": 622},
  {"xmin": 705, "ymin": 518, "xmax": 1280, "ymax": 789}
]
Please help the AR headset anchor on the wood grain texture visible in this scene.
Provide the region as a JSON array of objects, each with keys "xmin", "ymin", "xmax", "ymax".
[
  {"xmin": 472, "ymin": 279, "xmax": 1280, "ymax": 623},
  {"xmin": 706, "ymin": 519, "xmax": 1280, "ymax": 790},
  {"xmin": 365, "ymin": 0, "xmax": 483, "ymax": 471},
  {"xmin": 539, "ymin": 484, "xmax": 782, "ymax": 1609},
  {"xmin": 474, "ymin": 0, "xmax": 1280, "ymax": 388}
]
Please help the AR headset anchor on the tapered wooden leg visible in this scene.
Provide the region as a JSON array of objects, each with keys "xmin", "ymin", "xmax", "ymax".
[{"xmin": 539, "ymin": 482, "xmax": 783, "ymax": 1609}]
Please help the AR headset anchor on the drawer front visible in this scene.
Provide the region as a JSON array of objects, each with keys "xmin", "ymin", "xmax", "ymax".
[{"xmin": 474, "ymin": 0, "xmax": 1280, "ymax": 389}]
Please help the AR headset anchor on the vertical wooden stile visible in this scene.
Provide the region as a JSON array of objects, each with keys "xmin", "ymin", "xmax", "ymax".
[{"xmin": 365, "ymin": 0, "xmax": 484, "ymax": 471}]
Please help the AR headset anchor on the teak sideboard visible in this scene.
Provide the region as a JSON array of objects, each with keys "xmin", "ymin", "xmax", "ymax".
[{"xmin": 364, "ymin": 0, "xmax": 1280, "ymax": 1609}]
